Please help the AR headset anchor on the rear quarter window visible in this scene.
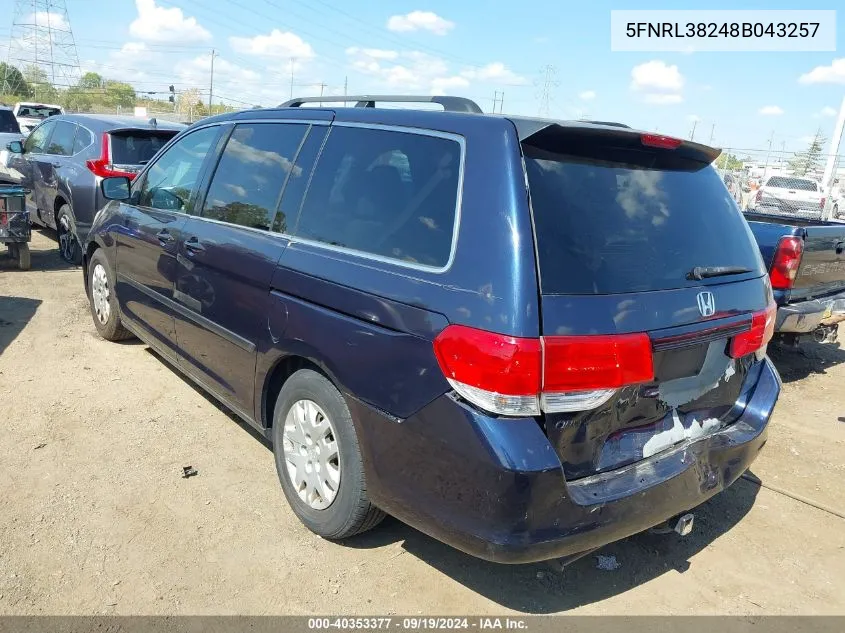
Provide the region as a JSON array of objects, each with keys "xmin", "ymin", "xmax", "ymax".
[
  {"xmin": 525, "ymin": 145, "xmax": 765, "ymax": 294},
  {"xmin": 295, "ymin": 125, "xmax": 462, "ymax": 269}
]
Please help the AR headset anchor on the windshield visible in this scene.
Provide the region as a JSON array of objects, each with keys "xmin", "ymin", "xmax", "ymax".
[
  {"xmin": 17, "ymin": 105, "xmax": 62, "ymax": 119},
  {"xmin": 765, "ymin": 176, "xmax": 817, "ymax": 191},
  {"xmin": 110, "ymin": 131, "xmax": 178, "ymax": 165},
  {"xmin": 524, "ymin": 144, "xmax": 765, "ymax": 295}
]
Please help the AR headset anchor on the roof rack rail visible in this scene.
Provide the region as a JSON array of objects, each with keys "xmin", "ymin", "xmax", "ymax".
[
  {"xmin": 279, "ymin": 95, "xmax": 484, "ymax": 114},
  {"xmin": 577, "ymin": 119, "xmax": 631, "ymax": 129}
]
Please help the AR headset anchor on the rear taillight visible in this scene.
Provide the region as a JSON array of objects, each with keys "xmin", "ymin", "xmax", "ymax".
[
  {"xmin": 755, "ymin": 189, "xmax": 763, "ymax": 203},
  {"xmin": 433, "ymin": 325, "xmax": 654, "ymax": 416},
  {"xmin": 769, "ymin": 236, "xmax": 803, "ymax": 290},
  {"xmin": 641, "ymin": 133, "xmax": 682, "ymax": 149},
  {"xmin": 86, "ymin": 134, "xmax": 137, "ymax": 180},
  {"xmin": 820, "ymin": 196, "xmax": 826, "ymax": 209},
  {"xmin": 729, "ymin": 300, "xmax": 777, "ymax": 359}
]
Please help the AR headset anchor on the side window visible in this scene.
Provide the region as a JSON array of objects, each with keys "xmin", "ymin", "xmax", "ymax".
[
  {"xmin": 73, "ymin": 127, "xmax": 94, "ymax": 154},
  {"xmin": 23, "ymin": 120, "xmax": 56, "ymax": 154},
  {"xmin": 202, "ymin": 123, "xmax": 307, "ymax": 231},
  {"xmin": 295, "ymin": 126, "xmax": 462, "ymax": 268},
  {"xmin": 271, "ymin": 126, "xmax": 327, "ymax": 233},
  {"xmin": 45, "ymin": 121, "xmax": 77, "ymax": 156},
  {"xmin": 135, "ymin": 126, "xmax": 219, "ymax": 213}
]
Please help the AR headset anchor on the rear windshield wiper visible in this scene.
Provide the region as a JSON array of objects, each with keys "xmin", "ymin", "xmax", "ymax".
[{"xmin": 686, "ymin": 266, "xmax": 753, "ymax": 281}]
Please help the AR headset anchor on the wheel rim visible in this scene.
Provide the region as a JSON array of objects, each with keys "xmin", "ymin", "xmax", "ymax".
[
  {"xmin": 282, "ymin": 399, "xmax": 341, "ymax": 510},
  {"xmin": 58, "ymin": 214, "xmax": 76, "ymax": 262},
  {"xmin": 91, "ymin": 263, "xmax": 111, "ymax": 325}
]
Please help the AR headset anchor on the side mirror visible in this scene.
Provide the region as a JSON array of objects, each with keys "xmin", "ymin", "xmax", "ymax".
[
  {"xmin": 101, "ymin": 176, "xmax": 131, "ymax": 201},
  {"xmin": 6, "ymin": 141, "xmax": 23, "ymax": 154}
]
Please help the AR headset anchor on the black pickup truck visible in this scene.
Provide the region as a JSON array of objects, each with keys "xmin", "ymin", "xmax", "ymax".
[{"xmin": 745, "ymin": 212, "xmax": 845, "ymax": 344}]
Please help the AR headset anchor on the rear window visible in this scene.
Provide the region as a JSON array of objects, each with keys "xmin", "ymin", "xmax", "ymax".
[
  {"xmin": 17, "ymin": 105, "xmax": 61, "ymax": 119},
  {"xmin": 765, "ymin": 176, "xmax": 817, "ymax": 191},
  {"xmin": 524, "ymin": 143, "xmax": 764, "ymax": 295},
  {"xmin": 0, "ymin": 110, "xmax": 20, "ymax": 134},
  {"xmin": 110, "ymin": 131, "xmax": 178, "ymax": 165}
]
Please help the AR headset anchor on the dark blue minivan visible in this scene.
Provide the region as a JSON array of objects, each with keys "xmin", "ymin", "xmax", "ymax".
[{"xmin": 83, "ymin": 96, "xmax": 781, "ymax": 564}]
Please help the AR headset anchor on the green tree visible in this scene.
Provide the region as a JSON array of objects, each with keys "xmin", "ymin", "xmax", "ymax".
[
  {"xmin": 78, "ymin": 72, "xmax": 104, "ymax": 90},
  {"xmin": 715, "ymin": 152, "xmax": 743, "ymax": 171},
  {"xmin": 789, "ymin": 130, "xmax": 826, "ymax": 177},
  {"xmin": 0, "ymin": 62, "xmax": 30, "ymax": 96},
  {"xmin": 102, "ymin": 80, "xmax": 136, "ymax": 108},
  {"xmin": 63, "ymin": 86, "xmax": 93, "ymax": 112},
  {"xmin": 23, "ymin": 65, "xmax": 59, "ymax": 101}
]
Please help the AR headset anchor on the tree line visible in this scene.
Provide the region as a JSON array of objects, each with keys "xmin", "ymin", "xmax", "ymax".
[{"xmin": 0, "ymin": 62, "xmax": 236, "ymax": 119}]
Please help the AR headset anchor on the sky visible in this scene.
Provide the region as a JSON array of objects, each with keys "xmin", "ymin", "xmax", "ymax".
[{"xmin": 2, "ymin": 0, "xmax": 845, "ymax": 157}]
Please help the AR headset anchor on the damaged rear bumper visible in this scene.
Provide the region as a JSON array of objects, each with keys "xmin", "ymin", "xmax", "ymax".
[
  {"xmin": 351, "ymin": 358, "xmax": 781, "ymax": 564},
  {"xmin": 775, "ymin": 291, "xmax": 845, "ymax": 333}
]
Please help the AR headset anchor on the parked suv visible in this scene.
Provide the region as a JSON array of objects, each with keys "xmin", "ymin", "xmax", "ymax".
[
  {"xmin": 83, "ymin": 96, "xmax": 781, "ymax": 564},
  {"xmin": 5, "ymin": 114, "xmax": 183, "ymax": 263}
]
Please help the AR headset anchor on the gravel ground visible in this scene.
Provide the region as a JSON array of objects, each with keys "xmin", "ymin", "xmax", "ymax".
[{"xmin": 1, "ymin": 230, "xmax": 844, "ymax": 615}]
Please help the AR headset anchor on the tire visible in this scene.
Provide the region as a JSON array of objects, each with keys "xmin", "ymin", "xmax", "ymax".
[
  {"xmin": 272, "ymin": 369, "xmax": 385, "ymax": 539},
  {"xmin": 87, "ymin": 249, "xmax": 133, "ymax": 341},
  {"xmin": 57, "ymin": 204, "xmax": 82, "ymax": 265},
  {"xmin": 16, "ymin": 243, "xmax": 30, "ymax": 270}
]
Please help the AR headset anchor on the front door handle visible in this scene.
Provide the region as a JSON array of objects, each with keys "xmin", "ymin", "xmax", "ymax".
[
  {"xmin": 184, "ymin": 236, "xmax": 205, "ymax": 253},
  {"xmin": 156, "ymin": 229, "xmax": 174, "ymax": 244}
]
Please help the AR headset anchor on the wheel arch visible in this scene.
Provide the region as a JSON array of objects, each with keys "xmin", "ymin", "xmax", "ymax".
[{"xmin": 260, "ymin": 351, "xmax": 343, "ymax": 430}]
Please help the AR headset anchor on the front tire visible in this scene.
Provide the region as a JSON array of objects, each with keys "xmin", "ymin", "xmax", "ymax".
[
  {"xmin": 87, "ymin": 249, "xmax": 133, "ymax": 341},
  {"xmin": 272, "ymin": 369, "xmax": 385, "ymax": 539},
  {"xmin": 57, "ymin": 205, "xmax": 82, "ymax": 265},
  {"xmin": 16, "ymin": 243, "xmax": 30, "ymax": 270}
]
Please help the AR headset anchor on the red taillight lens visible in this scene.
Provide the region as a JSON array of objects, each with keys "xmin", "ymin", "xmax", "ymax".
[
  {"xmin": 820, "ymin": 196, "xmax": 826, "ymax": 209},
  {"xmin": 641, "ymin": 133, "xmax": 682, "ymax": 149},
  {"xmin": 86, "ymin": 133, "xmax": 137, "ymax": 180},
  {"xmin": 730, "ymin": 301, "xmax": 777, "ymax": 358},
  {"xmin": 769, "ymin": 236, "xmax": 803, "ymax": 290},
  {"xmin": 433, "ymin": 325, "xmax": 654, "ymax": 416},
  {"xmin": 543, "ymin": 334, "xmax": 654, "ymax": 392},
  {"xmin": 433, "ymin": 325, "xmax": 541, "ymax": 396},
  {"xmin": 755, "ymin": 189, "xmax": 763, "ymax": 202}
]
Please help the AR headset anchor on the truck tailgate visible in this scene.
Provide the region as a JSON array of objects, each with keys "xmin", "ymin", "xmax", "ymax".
[{"xmin": 793, "ymin": 225, "xmax": 845, "ymax": 301}]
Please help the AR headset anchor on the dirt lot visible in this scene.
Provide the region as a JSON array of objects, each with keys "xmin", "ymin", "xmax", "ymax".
[{"xmin": 1, "ymin": 230, "xmax": 844, "ymax": 615}]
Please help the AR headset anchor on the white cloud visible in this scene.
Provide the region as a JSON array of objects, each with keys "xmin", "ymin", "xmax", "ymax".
[
  {"xmin": 386, "ymin": 11, "xmax": 454, "ymax": 36},
  {"xmin": 431, "ymin": 76, "xmax": 470, "ymax": 93},
  {"xmin": 28, "ymin": 12, "xmax": 69, "ymax": 30},
  {"xmin": 631, "ymin": 60, "xmax": 684, "ymax": 91},
  {"xmin": 578, "ymin": 90, "xmax": 596, "ymax": 101},
  {"xmin": 759, "ymin": 105, "xmax": 784, "ymax": 116},
  {"xmin": 687, "ymin": 114, "xmax": 701, "ymax": 122},
  {"xmin": 460, "ymin": 62, "xmax": 526, "ymax": 85},
  {"xmin": 630, "ymin": 60, "xmax": 683, "ymax": 105},
  {"xmin": 129, "ymin": 0, "xmax": 210, "ymax": 43},
  {"xmin": 799, "ymin": 58, "xmax": 845, "ymax": 84},
  {"xmin": 644, "ymin": 93, "xmax": 683, "ymax": 105},
  {"xmin": 230, "ymin": 29, "xmax": 314, "ymax": 59},
  {"xmin": 820, "ymin": 106, "xmax": 838, "ymax": 117}
]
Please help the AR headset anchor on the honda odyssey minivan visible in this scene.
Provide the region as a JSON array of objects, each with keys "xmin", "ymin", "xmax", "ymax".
[{"xmin": 82, "ymin": 95, "xmax": 780, "ymax": 564}]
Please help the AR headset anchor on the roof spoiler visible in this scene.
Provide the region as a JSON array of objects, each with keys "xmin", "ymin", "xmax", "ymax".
[{"xmin": 279, "ymin": 95, "xmax": 483, "ymax": 114}]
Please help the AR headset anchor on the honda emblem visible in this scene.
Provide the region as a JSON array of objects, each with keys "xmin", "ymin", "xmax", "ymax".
[{"xmin": 696, "ymin": 291, "xmax": 716, "ymax": 317}]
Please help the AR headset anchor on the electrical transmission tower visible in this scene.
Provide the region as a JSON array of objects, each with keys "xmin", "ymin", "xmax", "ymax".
[
  {"xmin": 3, "ymin": 0, "xmax": 81, "ymax": 97},
  {"xmin": 536, "ymin": 64, "xmax": 558, "ymax": 117}
]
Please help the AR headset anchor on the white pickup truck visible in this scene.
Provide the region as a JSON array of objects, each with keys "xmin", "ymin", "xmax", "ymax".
[{"xmin": 750, "ymin": 175, "xmax": 826, "ymax": 219}]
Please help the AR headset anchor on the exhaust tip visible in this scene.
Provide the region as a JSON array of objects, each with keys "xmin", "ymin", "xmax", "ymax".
[{"xmin": 674, "ymin": 513, "xmax": 694, "ymax": 536}]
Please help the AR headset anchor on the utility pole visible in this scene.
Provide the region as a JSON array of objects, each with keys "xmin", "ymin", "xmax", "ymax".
[
  {"xmin": 492, "ymin": 90, "xmax": 501, "ymax": 113},
  {"xmin": 289, "ymin": 57, "xmax": 296, "ymax": 99},
  {"xmin": 208, "ymin": 49, "xmax": 216, "ymax": 111},
  {"xmin": 763, "ymin": 130, "xmax": 775, "ymax": 179},
  {"xmin": 318, "ymin": 82, "xmax": 326, "ymax": 107},
  {"xmin": 708, "ymin": 123, "xmax": 715, "ymax": 145},
  {"xmin": 343, "ymin": 76, "xmax": 347, "ymax": 97},
  {"xmin": 821, "ymin": 95, "xmax": 845, "ymax": 219},
  {"xmin": 689, "ymin": 120, "xmax": 698, "ymax": 141}
]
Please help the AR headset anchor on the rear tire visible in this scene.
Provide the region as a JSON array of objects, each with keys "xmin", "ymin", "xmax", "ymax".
[
  {"xmin": 57, "ymin": 205, "xmax": 82, "ymax": 265},
  {"xmin": 272, "ymin": 369, "xmax": 385, "ymax": 539},
  {"xmin": 87, "ymin": 249, "xmax": 133, "ymax": 341},
  {"xmin": 16, "ymin": 243, "xmax": 30, "ymax": 270}
]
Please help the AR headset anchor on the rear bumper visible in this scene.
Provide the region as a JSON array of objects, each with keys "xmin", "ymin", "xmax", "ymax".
[
  {"xmin": 775, "ymin": 290, "xmax": 845, "ymax": 333},
  {"xmin": 349, "ymin": 358, "xmax": 780, "ymax": 564}
]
